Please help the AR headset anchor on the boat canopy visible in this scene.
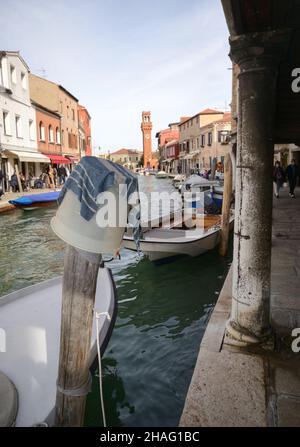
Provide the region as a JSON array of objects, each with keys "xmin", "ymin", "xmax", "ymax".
[
  {"xmin": 184, "ymin": 175, "xmax": 219, "ymax": 187},
  {"xmin": 9, "ymin": 191, "xmax": 60, "ymax": 206}
]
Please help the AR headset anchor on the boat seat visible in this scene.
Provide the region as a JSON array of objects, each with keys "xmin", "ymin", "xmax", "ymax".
[{"xmin": 0, "ymin": 371, "xmax": 18, "ymax": 427}]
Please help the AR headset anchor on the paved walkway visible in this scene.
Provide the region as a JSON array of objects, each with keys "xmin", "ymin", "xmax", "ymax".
[{"xmin": 180, "ymin": 187, "xmax": 300, "ymax": 427}]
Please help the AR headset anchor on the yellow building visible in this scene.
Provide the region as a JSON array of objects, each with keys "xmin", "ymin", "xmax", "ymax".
[
  {"xmin": 29, "ymin": 74, "xmax": 79, "ymax": 162},
  {"xmin": 199, "ymin": 113, "xmax": 231, "ymax": 170},
  {"xmin": 178, "ymin": 108, "xmax": 228, "ymax": 174},
  {"xmin": 109, "ymin": 148, "xmax": 142, "ymax": 170}
]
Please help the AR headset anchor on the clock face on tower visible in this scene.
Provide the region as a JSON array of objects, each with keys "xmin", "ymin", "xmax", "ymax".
[{"xmin": 145, "ymin": 134, "xmax": 150, "ymax": 140}]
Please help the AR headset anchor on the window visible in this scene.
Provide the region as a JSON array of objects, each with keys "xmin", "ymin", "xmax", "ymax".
[
  {"xmin": 68, "ymin": 132, "xmax": 77, "ymax": 149},
  {"xmin": 49, "ymin": 125, "xmax": 54, "ymax": 143},
  {"xmin": 61, "ymin": 129, "xmax": 64, "ymax": 145},
  {"xmin": 67, "ymin": 106, "xmax": 69, "ymax": 118},
  {"xmin": 3, "ymin": 111, "xmax": 11, "ymax": 135},
  {"xmin": 0, "ymin": 62, "xmax": 3, "ymax": 86},
  {"xmin": 39, "ymin": 121, "xmax": 45, "ymax": 141},
  {"xmin": 72, "ymin": 109, "xmax": 75, "ymax": 120},
  {"xmin": 29, "ymin": 119, "xmax": 35, "ymax": 140},
  {"xmin": 21, "ymin": 72, "xmax": 27, "ymax": 89},
  {"xmin": 218, "ymin": 130, "xmax": 230, "ymax": 144},
  {"xmin": 10, "ymin": 65, "xmax": 16, "ymax": 84},
  {"xmin": 201, "ymin": 134, "xmax": 205, "ymax": 147},
  {"xmin": 56, "ymin": 127, "xmax": 61, "ymax": 144},
  {"xmin": 197, "ymin": 138, "xmax": 200, "ymax": 149},
  {"xmin": 208, "ymin": 132, "xmax": 212, "ymax": 146},
  {"xmin": 15, "ymin": 115, "xmax": 23, "ymax": 138}
]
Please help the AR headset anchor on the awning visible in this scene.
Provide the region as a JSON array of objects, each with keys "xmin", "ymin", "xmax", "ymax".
[
  {"xmin": 4, "ymin": 150, "xmax": 50, "ymax": 163},
  {"xmin": 43, "ymin": 154, "xmax": 71, "ymax": 164}
]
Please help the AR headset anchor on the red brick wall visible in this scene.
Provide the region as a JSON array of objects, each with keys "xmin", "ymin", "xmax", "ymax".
[
  {"xmin": 35, "ymin": 108, "xmax": 61, "ymax": 155},
  {"xmin": 78, "ymin": 105, "xmax": 92, "ymax": 156}
]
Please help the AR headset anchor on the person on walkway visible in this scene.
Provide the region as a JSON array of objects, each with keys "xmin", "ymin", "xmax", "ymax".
[
  {"xmin": 53, "ymin": 166, "xmax": 58, "ymax": 188},
  {"xmin": 0, "ymin": 169, "xmax": 4, "ymax": 199},
  {"xmin": 286, "ymin": 159, "xmax": 299, "ymax": 198},
  {"xmin": 273, "ymin": 161, "xmax": 285, "ymax": 198},
  {"xmin": 48, "ymin": 165, "xmax": 55, "ymax": 189},
  {"xmin": 10, "ymin": 172, "xmax": 19, "ymax": 192},
  {"xmin": 57, "ymin": 165, "xmax": 67, "ymax": 185},
  {"xmin": 42, "ymin": 170, "xmax": 50, "ymax": 188},
  {"xmin": 19, "ymin": 172, "xmax": 26, "ymax": 191}
]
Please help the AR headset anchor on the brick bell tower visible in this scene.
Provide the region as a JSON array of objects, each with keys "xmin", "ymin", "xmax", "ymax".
[{"xmin": 141, "ymin": 111, "xmax": 153, "ymax": 168}]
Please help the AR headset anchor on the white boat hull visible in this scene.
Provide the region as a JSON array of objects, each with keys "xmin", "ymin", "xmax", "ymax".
[
  {"xmin": 0, "ymin": 267, "xmax": 117, "ymax": 427},
  {"xmin": 123, "ymin": 218, "xmax": 234, "ymax": 261}
]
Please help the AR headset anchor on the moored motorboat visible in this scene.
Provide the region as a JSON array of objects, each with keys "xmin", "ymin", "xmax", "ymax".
[
  {"xmin": 123, "ymin": 213, "xmax": 234, "ymax": 261},
  {"xmin": 179, "ymin": 175, "xmax": 223, "ymax": 209},
  {"xmin": 9, "ymin": 191, "xmax": 60, "ymax": 210},
  {"xmin": 156, "ymin": 170, "xmax": 168, "ymax": 179},
  {"xmin": 0, "ymin": 266, "xmax": 117, "ymax": 427}
]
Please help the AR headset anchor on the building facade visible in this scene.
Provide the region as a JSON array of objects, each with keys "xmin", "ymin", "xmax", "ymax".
[
  {"xmin": 199, "ymin": 113, "xmax": 231, "ymax": 170},
  {"xmin": 78, "ymin": 104, "xmax": 92, "ymax": 157},
  {"xmin": 0, "ymin": 51, "xmax": 50, "ymax": 190},
  {"xmin": 29, "ymin": 74, "xmax": 80, "ymax": 163},
  {"xmin": 178, "ymin": 108, "xmax": 226, "ymax": 174},
  {"xmin": 161, "ymin": 140, "xmax": 180, "ymax": 173},
  {"xmin": 109, "ymin": 148, "xmax": 142, "ymax": 170},
  {"xmin": 156, "ymin": 122, "xmax": 180, "ymax": 170}
]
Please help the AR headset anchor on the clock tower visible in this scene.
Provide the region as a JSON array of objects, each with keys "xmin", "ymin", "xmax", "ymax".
[{"xmin": 141, "ymin": 111, "xmax": 153, "ymax": 168}]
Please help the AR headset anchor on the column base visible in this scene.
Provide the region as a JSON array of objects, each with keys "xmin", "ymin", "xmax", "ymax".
[{"xmin": 225, "ymin": 319, "xmax": 273, "ymax": 348}]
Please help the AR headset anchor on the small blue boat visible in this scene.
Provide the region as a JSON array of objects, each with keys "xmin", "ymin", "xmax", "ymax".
[{"xmin": 9, "ymin": 191, "xmax": 60, "ymax": 210}]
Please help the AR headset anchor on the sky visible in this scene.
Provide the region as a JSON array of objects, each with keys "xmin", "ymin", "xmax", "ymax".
[{"xmin": 0, "ymin": 0, "xmax": 232, "ymax": 155}]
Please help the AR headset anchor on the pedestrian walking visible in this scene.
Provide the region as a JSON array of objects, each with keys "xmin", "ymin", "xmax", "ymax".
[
  {"xmin": 57, "ymin": 165, "xmax": 67, "ymax": 185},
  {"xmin": 286, "ymin": 159, "xmax": 299, "ymax": 198},
  {"xmin": 273, "ymin": 161, "xmax": 285, "ymax": 198},
  {"xmin": 10, "ymin": 172, "xmax": 19, "ymax": 192}
]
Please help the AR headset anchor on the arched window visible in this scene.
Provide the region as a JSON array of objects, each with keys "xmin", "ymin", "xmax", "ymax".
[
  {"xmin": 61, "ymin": 129, "xmax": 64, "ymax": 145},
  {"xmin": 39, "ymin": 121, "xmax": 45, "ymax": 141},
  {"xmin": 49, "ymin": 125, "xmax": 54, "ymax": 143},
  {"xmin": 56, "ymin": 127, "xmax": 61, "ymax": 144}
]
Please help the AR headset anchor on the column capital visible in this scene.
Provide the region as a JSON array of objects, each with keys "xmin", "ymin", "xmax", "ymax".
[{"xmin": 229, "ymin": 29, "xmax": 292, "ymax": 71}]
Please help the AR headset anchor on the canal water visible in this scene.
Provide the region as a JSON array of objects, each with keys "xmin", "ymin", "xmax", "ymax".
[{"xmin": 0, "ymin": 176, "xmax": 232, "ymax": 427}]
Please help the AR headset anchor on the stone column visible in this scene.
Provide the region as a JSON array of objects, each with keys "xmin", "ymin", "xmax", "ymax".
[{"xmin": 226, "ymin": 31, "xmax": 291, "ymax": 345}]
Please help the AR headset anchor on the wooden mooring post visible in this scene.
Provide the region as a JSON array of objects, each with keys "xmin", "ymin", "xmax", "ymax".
[
  {"xmin": 219, "ymin": 153, "xmax": 233, "ymax": 257},
  {"xmin": 14, "ymin": 164, "xmax": 23, "ymax": 194},
  {"xmin": 55, "ymin": 245, "xmax": 102, "ymax": 427}
]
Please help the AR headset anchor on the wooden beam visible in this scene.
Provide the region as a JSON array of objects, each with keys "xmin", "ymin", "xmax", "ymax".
[
  {"xmin": 219, "ymin": 153, "xmax": 232, "ymax": 257},
  {"xmin": 14, "ymin": 164, "xmax": 23, "ymax": 194}
]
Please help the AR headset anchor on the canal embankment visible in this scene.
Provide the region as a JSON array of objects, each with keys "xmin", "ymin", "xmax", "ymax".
[{"xmin": 180, "ymin": 187, "xmax": 300, "ymax": 427}]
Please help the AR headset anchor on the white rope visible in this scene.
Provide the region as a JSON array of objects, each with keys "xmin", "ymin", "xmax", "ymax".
[{"xmin": 95, "ymin": 310, "xmax": 111, "ymax": 428}]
